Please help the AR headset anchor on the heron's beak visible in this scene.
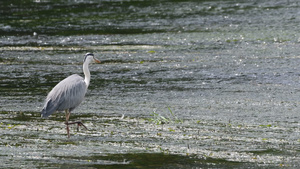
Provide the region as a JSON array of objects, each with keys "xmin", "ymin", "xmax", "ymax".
[{"xmin": 94, "ymin": 59, "xmax": 101, "ymax": 63}]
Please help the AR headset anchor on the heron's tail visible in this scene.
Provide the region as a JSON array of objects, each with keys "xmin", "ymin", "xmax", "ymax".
[
  {"xmin": 41, "ymin": 99, "xmax": 56, "ymax": 118},
  {"xmin": 41, "ymin": 108, "xmax": 50, "ymax": 118}
]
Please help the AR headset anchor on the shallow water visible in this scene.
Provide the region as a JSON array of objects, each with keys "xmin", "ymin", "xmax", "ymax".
[{"xmin": 1, "ymin": 0, "xmax": 300, "ymax": 168}]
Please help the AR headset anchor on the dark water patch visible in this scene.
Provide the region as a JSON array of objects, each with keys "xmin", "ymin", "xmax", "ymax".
[
  {"xmin": 0, "ymin": 0, "xmax": 181, "ymax": 35},
  {"xmin": 83, "ymin": 153, "xmax": 247, "ymax": 169},
  {"xmin": 0, "ymin": 111, "xmax": 41, "ymax": 122},
  {"xmin": 1, "ymin": 0, "xmax": 297, "ymax": 36},
  {"xmin": 249, "ymin": 149, "xmax": 288, "ymax": 156},
  {"xmin": 11, "ymin": 111, "xmax": 37, "ymax": 121}
]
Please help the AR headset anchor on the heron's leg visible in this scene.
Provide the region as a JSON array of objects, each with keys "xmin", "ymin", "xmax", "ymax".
[
  {"xmin": 65, "ymin": 110, "xmax": 71, "ymax": 138},
  {"xmin": 66, "ymin": 121, "xmax": 88, "ymax": 131},
  {"xmin": 64, "ymin": 109, "xmax": 88, "ymax": 133}
]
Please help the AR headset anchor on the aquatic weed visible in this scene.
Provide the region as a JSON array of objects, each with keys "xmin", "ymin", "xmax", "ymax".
[
  {"xmin": 148, "ymin": 107, "xmax": 183, "ymax": 125},
  {"xmin": 167, "ymin": 107, "xmax": 183, "ymax": 124},
  {"xmin": 148, "ymin": 110, "xmax": 169, "ymax": 125}
]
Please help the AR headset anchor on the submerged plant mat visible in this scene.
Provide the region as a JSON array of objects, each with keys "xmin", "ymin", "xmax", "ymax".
[{"xmin": 0, "ymin": 112, "xmax": 299, "ymax": 168}]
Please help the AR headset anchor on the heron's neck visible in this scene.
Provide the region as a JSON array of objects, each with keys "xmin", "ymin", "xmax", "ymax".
[{"xmin": 83, "ymin": 61, "xmax": 90, "ymax": 87}]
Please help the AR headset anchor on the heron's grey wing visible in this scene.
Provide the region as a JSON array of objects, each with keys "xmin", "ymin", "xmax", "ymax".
[
  {"xmin": 41, "ymin": 98, "xmax": 57, "ymax": 117},
  {"xmin": 41, "ymin": 74, "xmax": 87, "ymax": 118},
  {"xmin": 55, "ymin": 75, "xmax": 87, "ymax": 111}
]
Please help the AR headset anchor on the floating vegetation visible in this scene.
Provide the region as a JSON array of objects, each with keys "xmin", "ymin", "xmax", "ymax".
[
  {"xmin": 148, "ymin": 50, "xmax": 156, "ymax": 54},
  {"xmin": 148, "ymin": 107, "xmax": 183, "ymax": 125},
  {"xmin": 1, "ymin": 111, "xmax": 299, "ymax": 168}
]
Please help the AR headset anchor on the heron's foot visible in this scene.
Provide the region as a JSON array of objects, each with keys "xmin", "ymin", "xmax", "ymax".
[{"xmin": 65, "ymin": 121, "xmax": 88, "ymax": 131}]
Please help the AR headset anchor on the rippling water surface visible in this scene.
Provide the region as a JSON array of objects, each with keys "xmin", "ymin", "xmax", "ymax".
[{"xmin": 1, "ymin": 0, "xmax": 300, "ymax": 168}]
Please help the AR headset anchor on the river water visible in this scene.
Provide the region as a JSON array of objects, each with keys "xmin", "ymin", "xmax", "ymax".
[{"xmin": 1, "ymin": 0, "xmax": 300, "ymax": 168}]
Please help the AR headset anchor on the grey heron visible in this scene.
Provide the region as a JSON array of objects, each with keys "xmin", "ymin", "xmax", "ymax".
[{"xmin": 41, "ymin": 53, "xmax": 101, "ymax": 138}]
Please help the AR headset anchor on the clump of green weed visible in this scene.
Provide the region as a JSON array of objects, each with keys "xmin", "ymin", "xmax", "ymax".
[{"xmin": 148, "ymin": 107, "xmax": 183, "ymax": 125}]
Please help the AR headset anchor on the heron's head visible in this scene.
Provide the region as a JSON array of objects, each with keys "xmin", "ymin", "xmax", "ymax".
[{"xmin": 83, "ymin": 53, "xmax": 101, "ymax": 64}]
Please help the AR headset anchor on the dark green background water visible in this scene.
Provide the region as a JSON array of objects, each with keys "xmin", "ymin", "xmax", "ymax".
[{"xmin": 1, "ymin": 0, "xmax": 300, "ymax": 168}]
